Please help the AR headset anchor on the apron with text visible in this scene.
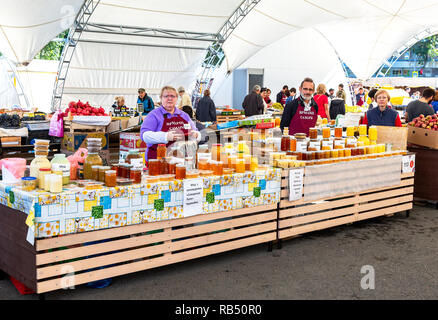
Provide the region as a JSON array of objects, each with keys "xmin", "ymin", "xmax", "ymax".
[
  {"xmin": 289, "ymin": 104, "xmax": 317, "ymax": 136},
  {"xmin": 147, "ymin": 113, "xmax": 189, "ymax": 161}
]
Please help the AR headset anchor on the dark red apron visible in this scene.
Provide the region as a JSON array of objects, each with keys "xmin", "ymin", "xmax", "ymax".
[
  {"xmin": 147, "ymin": 113, "xmax": 190, "ymax": 160},
  {"xmin": 289, "ymin": 104, "xmax": 317, "ymax": 136}
]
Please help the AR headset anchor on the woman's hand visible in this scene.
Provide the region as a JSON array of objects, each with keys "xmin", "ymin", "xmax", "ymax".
[{"xmin": 167, "ymin": 130, "xmax": 184, "ymax": 142}]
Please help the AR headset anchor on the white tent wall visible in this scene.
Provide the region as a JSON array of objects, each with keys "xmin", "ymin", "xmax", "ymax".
[
  {"xmin": 0, "ymin": 0, "xmax": 83, "ymax": 64},
  {"xmin": 16, "ymin": 60, "xmax": 58, "ymax": 113},
  {"xmin": 0, "ymin": 58, "xmax": 20, "ymax": 108},
  {"xmin": 364, "ymin": 77, "xmax": 438, "ymax": 88}
]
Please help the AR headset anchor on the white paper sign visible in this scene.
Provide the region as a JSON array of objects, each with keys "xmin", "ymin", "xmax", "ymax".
[
  {"xmin": 289, "ymin": 168, "xmax": 304, "ymax": 201},
  {"xmin": 402, "ymin": 154, "xmax": 415, "ymax": 173},
  {"xmin": 183, "ymin": 178, "xmax": 204, "ymax": 217}
]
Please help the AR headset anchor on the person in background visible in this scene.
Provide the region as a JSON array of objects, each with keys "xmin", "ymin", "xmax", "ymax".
[
  {"xmin": 362, "ymin": 90, "xmax": 402, "ymax": 127},
  {"xmin": 140, "ymin": 86, "xmax": 201, "ymax": 161},
  {"xmin": 405, "ymin": 88, "xmax": 435, "ymax": 122},
  {"xmin": 280, "ymin": 77, "xmax": 318, "ymax": 136},
  {"xmin": 431, "ymin": 90, "xmax": 438, "ymax": 113},
  {"xmin": 242, "ymin": 85, "xmax": 264, "ymax": 117},
  {"xmin": 285, "ymin": 89, "xmax": 295, "ymax": 105},
  {"xmin": 195, "ymin": 89, "xmax": 216, "ymax": 123},
  {"xmin": 356, "ymin": 87, "xmax": 366, "ymax": 106},
  {"xmin": 183, "ymin": 105, "xmax": 208, "ymax": 145},
  {"xmin": 313, "ymin": 83, "xmax": 330, "ymax": 121},
  {"xmin": 367, "ymin": 88, "xmax": 378, "ymax": 110},
  {"xmin": 276, "ymin": 85, "xmax": 289, "ymax": 106},
  {"xmin": 265, "ymin": 88, "xmax": 273, "ymax": 106},
  {"xmin": 328, "ymin": 88, "xmax": 335, "ymax": 100},
  {"xmin": 411, "ymin": 91, "xmax": 421, "ymax": 100},
  {"xmin": 137, "ymin": 88, "xmax": 154, "ymax": 116},
  {"xmin": 112, "ymin": 96, "xmax": 127, "ymax": 115},
  {"xmin": 260, "ymin": 87, "xmax": 269, "ymax": 114},
  {"xmin": 178, "ymin": 86, "xmax": 192, "ymax": 109},
  {"xmin": 329, "ymin": 91, "xmax": 346, "ymax": 121},
  {"xmin": 336, "ymin": 83, "xmax": 346, "ymax": 101}
]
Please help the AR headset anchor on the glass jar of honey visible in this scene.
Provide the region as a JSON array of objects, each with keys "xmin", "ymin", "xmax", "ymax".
[
  {"xmin": 308, "ymin": 139, "xmax": 320, "ymax": 151},
  {"xmin": 369, "ymin": 126, "xmax": 378, "ymax": 141},
  {"xmin": 214, "ymin": 161, "xmax": 224, "ymax": 176},
  {"xmin": 358, "ymin": 124, "xmax": 367, "ymax": 136},
  {"xmin": 105, "ymin": 170, "xmax": 117, "ymax": 187},
  {"xmin": 156, "ymin": 144, "xmax": 167, "ymax": 160},
  {"xmin": 250, "ymin": 157, "xmax": 258, "ymax": 171},
  {"xmin": 309, "ymin": 128, "xmax": 318, "ymax": 140},
  {"xmin": 148, "ymin": 159, "xmax": 160, "ymax": 176},
  {"xmin": 281, "ymin": 135, "xmax": 290, "ymax": 152},
  {"xmin": 211, "ymin": 144, "xmax": 222, "ymax": 161},
  {"xmin": 345, "ymin": 137, "xmax": 357, "ymax": 148},
  {"xmin": 130, "ymin": 168, "xmax": 142, "ymax": 184},
  {"xmin": 290, "ymin": 137, "xmax": 297, "ymax": 152},
  {"xmin": 235, "ymin": 159, "xmax": 246, "ymax": 173},
  {"xmin": 334, "ymin": 127, "xmax": 343, "ymax": 138},
  {"xmin": 244, "ymin": 154, "xmax": 252, "ymax": 171},
  {"xmin": 333, "ymin": 138, "xmax": 345, "ymax": 149},
  {"xmin": 322, "ymin": 127, "xmax": 331, "ymax": 139},
  {"xmin": 321, "ymin": 139, "xmax": 333, "ymax": 150},
  {"xmin": 344, "ymin": 148, "xmax": 352, "ymax": 157},
  {"xmin": 175, "ymin": 164, "xmax": 186, "ymax": 180},
  {"xmin": 346, "ymin": 126, "xmax": 355, "ymax": 137},
  {"xmin": 198, "ymin": 158, "xmax": 209, "ymax": 170},
  {"xmin": 99, "ymin": 166, "xmax": 111, "ymax": 182},
  {"xmin": 92, "ymin": 165, "xmax": 101, "ymax": 181}
]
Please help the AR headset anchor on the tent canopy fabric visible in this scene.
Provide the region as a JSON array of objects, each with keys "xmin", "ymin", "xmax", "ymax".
[{"xmin": 2, "ymin": 0, "xmax": 438, "ymax": 108}]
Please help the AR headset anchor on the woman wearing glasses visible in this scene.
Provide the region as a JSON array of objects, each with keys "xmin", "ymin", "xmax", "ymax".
[{"xmin": 140, "ymin": 86, "xmax": 201, "ymax": 161}]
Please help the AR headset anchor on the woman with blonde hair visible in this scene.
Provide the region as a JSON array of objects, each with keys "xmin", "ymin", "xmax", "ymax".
[
  {"xmin": 112, "ymin": 96, "xmax": 127, "ymax": 115},
  {"xmin": 362, "ymin": 90, "xmax": 402, "ymax": 127},
  {"xmin": 313, "ymin": 83, "xmax": 330, "ymax": 121}
]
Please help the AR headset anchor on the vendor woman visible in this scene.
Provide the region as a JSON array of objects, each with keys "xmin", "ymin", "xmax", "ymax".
[
  {"xmin": 140, "ymin": 86, "xmax": 201, "ymax": 161},
  {"xmin": 362, "ymin": 90, "xmax": 402, "ymax": 127}
]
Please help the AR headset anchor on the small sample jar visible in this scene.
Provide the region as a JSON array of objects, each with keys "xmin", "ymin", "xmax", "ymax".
[
  {"xmin": 22, "ymin": 177, "xmax": 37, "ymax": 192},
  {"xmin": 148, "ymin": 159, "xmax": 160, "ymax": 176},
  {"xmin": 105, "ymin": 170, "xmax": 117, "ymax": 187},
  {"xmin": 92, "ymin": 165, "xmax": 101, "ymax": 181},
  {"xmin": 49, "ymin": 174, "xmax": 63, "ymax": 193},
  {"xmin": 214, "ymin": 161, "xmax": 224, "ymax": 176},
  {"xmin": 322, "ymin": 127, "xmax": 331, "ymax": 139},
  {"xmin": 175, "ymin": 164, "xmax": 186, "ymax": 180},
  {"xmin": 99, "ymin": 166, "xmax": 111, "ymax": 182},
  {"xmin": 334, "ymin": 127, "xmax": 343, "ymax": 138},
  {"xmin": 309, "ymin": 128, "xmax": 318, "ymax": 140}
]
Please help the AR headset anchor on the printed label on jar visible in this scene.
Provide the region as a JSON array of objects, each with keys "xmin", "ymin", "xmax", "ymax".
[
  {"xmin": 334, "ymin": 139, "xmax": 345, "ymax": 148},
  {"xmin": 130, "ymin": 158, "xmax": 143, "ymax": 169},
  {"xmin": 322, "ymin": 140, "xmax": 333, "ymax": 148},
  {"xmin": 309, "ymin": 140, "xmax": 321, "ymax": 151},
  {"xmin": 347, "ymin": 138, "xmax": 357, "ymax": 147},
  {"xmin": 51, "ymin": 163, "xmax": 70, "ymax": 177},
  {"xmin": 297, "ymin": 141, "xmax": 308, "ymax": 152}
]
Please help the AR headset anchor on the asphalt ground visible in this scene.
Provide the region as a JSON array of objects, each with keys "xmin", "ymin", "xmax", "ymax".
[{"xmin": 0, "ymin": 204, "xmax": 437, "ymax": 300}]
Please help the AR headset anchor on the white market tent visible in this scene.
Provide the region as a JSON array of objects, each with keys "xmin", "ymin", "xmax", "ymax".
[{"xmin": 2, "ymin": 0, "xmax": 438, "ymax": 111}]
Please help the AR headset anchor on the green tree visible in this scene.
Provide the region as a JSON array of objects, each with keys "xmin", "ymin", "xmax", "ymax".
[
  {"xmin": 34, "ymin": 30, "xmax": 68, "ymax": 61},
  {"xmin": 410, "ymin": 35, "xmax": 438, "ymax": 67}
]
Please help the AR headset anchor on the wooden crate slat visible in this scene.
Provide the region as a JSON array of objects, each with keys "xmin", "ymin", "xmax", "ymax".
[
  {"xmin": 358, "ymin": 195, "xmax": 413, "ymax": 213},
  {"xmin": 36, "ymin": 204, "xmax": 277, "ymax": 251},
  {"xmin": 357, "ymin": 203, "xmax": 412, "ymax": 221},
  {"xmin": 36, "ymin": 232, "xmax": 276, "ymax": 294},
  {"xmin": 279, "ymin": 205, "xmax": 357, "ymax": 229},
  {"xmin": 36, "ymin": 210, "xmax": 276, "ymax": 266},
  {"xmin": 37, "ymin": 221, "xmax": 276, "ymax": 280}
]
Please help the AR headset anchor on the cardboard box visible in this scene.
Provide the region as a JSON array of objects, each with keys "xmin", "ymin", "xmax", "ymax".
[
  {"xmin": 0, "ymin": 136, "xmax": 21, "ymax": 146},
  {"xmin": 376, "ymin": 126, "xmax": 408, "ymax": 150},
  {"xmin": 62, "ymin": 132, "xmax": 109, "ymax": 152},
  {"xmin": 407, "ymin": 126, "xmax": 438, "ymax": 149},
  {"xmin": 120, "ymin": 132, "xmax": 147, "ymax": 152},
  {"xmin": 106, "ymin": 120, "xmax": 121, "ymax": 133},
  {"xmin": 128, "ymin": 116, "xmax": 140, "ymax": 128}
]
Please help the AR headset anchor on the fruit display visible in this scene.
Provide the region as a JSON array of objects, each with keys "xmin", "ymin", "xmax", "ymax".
[
  {"xmin": 61, "ymin": 100, "xmax": 109, "ymax": 118},
  {"xmin": 408, "ymin": 114, "xmax": 438, "ymax": 130},
  {"xmin": 345, "ymin": 105, "xmax": 368, "ymax": 113},
  {"xmin": 270, "ymin": 103, "xmax": 284, "ymax": 112},
  {"xmin": 0, "ymin": 114, "xmax": 20, "ymax": 128}
]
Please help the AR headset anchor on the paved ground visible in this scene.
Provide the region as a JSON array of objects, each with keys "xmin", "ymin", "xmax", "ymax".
[{"xmin": 0, "ymin": 204, "xmax": 437, "ymax": 300}]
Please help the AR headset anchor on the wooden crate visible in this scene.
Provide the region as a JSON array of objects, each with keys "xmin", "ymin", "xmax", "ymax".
[
  {"xmin": 278, "ymin": 170, "xmax": 414, "ymax": 240},
  {"xmin": 0, "ymin": 204, "xmax": 277, "ymax": 294},
  {"xmin": 63, "ymin": 120, "xmax": 107, "ymax": 133},
  {"xmin": 217, "ymin": 115, "xmax": 245, "ymax": 124}
]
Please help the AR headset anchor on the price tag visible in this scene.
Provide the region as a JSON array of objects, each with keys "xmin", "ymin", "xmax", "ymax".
[
  {"xmin": 289, "ymin": 168, "xmax": 304, "ymax": 201},
  {"xmin": 296, "ymin": 140, "xmax": 308, "ymax": 152},
  {"xmin": 309, "ymin": 140, "xmax": 321, "ymax": 151},
  {"xmin": 322, "ymin": 140, "xmax": 333, "ymax": 149},
  {"xmin": 402, "ymin": 154, "xmax": 415, "ymax": 173},
  {"xmin": 183, "ymin": 178, "xmax": 203, "ymax": 217}
]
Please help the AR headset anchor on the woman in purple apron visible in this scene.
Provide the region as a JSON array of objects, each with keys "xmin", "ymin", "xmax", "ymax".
[{"xmin": 140, "ymin": 86, "xmax": 201, "ymax": 162}]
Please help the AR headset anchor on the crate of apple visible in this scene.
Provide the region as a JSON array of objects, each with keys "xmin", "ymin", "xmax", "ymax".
[
  {"xmin": 409, "ymin": 114, "xmax": 438, "ymax": 130},
  {"xmin": 61, "ymin": 101, "xmax": 109, "ymax": 119}
]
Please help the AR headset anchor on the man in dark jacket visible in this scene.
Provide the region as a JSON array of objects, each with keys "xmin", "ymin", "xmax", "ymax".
[
  {"xmin": 329, "ymin": 91, "xmax": 346, "ymax": 120},
  {"xmin": 242, "ymin": 85, "xmax": 264, "ymax": 117},
  {"xmin": 195, "ymin": 89, "xmax": 217, "ymax": 123},
  {"xmin": 137, "ymin": 88, "xmax": 154, "ymax": 116}
]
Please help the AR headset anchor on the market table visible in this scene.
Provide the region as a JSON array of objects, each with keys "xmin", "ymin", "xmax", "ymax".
[{"xmin": 0, "ymin": 169, "xmax": 282, "ymax": 295}]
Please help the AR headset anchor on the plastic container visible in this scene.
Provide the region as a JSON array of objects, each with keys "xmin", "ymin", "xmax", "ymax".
[
  {"xmin": 38, "ymin": 168, "xmax": 51, "ymax": 189},
  {"xmin": 49, "ymin": 174, "xmax": 63, "ymax": 193},
  {"xmin": 29, "ymin": 156, "xmax": 50, "ymax": 185},
  {"xmin": 21, "ymin": 177, "xmax": 37, "ymax": 191},
  {"xmin": 51, "ymin": 154, "xmax": 71, "ymax": 185},
  {"xmin": 84, "ymin": 152, "xmax": 103, "ymax": 180}
]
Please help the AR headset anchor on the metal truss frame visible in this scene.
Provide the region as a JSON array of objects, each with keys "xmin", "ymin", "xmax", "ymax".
[
  {"xmin": 192, "ymin": 0, "xmax": 262, "ymax": 105},
  {"xmin": 51, "ymin": 0, "xmax": 100, "ymax": 111}
]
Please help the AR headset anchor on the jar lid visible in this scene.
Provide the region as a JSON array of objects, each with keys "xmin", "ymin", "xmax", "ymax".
[
  {"xmin": 105, "ymin": 170, "xmax": 116, "ymax": 174},
  {"xmin": 100, "ymin": 166, "xmax": 111, "ymax": 170},
  {"xmin": 128, "ymin": 149, "xmax": 140, "ymax": 154},
  {"xmin": 130, "ymin": 167, "xmax": 142, "ymax": 171},
  {"xmin": 158, "ymin": 144, "xmax": 166, "ymax": 147},
  {"xmin": 21, "ymin": 177, "xmax": 37, "ymax": 181},
  {"xmin": 39, "ymin": 168, "xmax": 51, "ymax": 172},
  {"xmin": 124, "ymin": 164, "xmax": 133, "ymax": 168}
]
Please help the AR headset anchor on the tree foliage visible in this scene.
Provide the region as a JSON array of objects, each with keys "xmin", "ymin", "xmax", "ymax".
[
  {"xmin": 34, "ymin": 30, "xmax": 69, "ymax": 61},
  {"xmin": 410, "ymin": 35, "xmax": 438, "ymax": 67}
]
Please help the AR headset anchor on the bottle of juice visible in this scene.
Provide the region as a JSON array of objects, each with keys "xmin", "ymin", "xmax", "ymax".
[{"xmin": 51, "ymin": 154, "xmax": 71, "ymax": 185}]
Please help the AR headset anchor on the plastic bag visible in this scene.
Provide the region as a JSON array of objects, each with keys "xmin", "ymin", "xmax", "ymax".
[{"xmin": 49, "ymin": 110, "xmax": 64, "ymax": 137}]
